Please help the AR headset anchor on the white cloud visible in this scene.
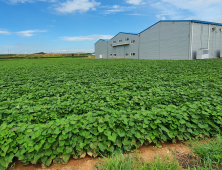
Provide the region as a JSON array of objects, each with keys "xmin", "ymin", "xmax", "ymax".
[
  {"xmin": 17, "ymin": 30, "xmax": 47, "ymax": 36},
  {"xmin": 103, "ymin": 5, "xmax": 135, "ymax": 14},
  {"xmin": 7, "ymin": 0, "xmax": 56, "ymax": 4},
  {"xmin": 125, "ymin": 0, "xmax": 145, "ymax": 5},
  {"xmin": 60, "ymin": 34, "xmax": 113, "ymax": 41},
  {"xmin": 126, "ymin": 13, "xmax": 143, "ymax": 16},
  {"xmin": 54, "ymin": 0, "xmax": 100, "ymax": 13},
  {"xmin": 52, "ymin": 50, "xmax": 67, "ymax": 52},
  {"xmin": 162, "ymin": 0, "xmax": 222, "ymax": 10},
  {"xmin": 161, "ymin": 16, "xmax": 166, "ymax": 20},
  {"xmin": 151, "ymin": 0, "xmax": 222, "ymax": 22},
  {"xmin": 165, "ymin": 0, "xmax": 222, "ymax": 22},
  {"xmin": 0, "ymin": 29, "xmax": 11, "ymax": 35}
]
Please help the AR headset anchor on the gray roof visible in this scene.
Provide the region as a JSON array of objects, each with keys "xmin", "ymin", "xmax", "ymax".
[{"xmin": 139, "ymin": 20, "xmax": 222, "ymax": 34}]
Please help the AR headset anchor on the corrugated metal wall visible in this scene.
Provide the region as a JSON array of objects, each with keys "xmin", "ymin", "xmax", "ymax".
[
  {"xmin": 116, "ymin": 46, "xmax": 125, "ymax": 58},
  {"xmin": 139, "ymin": 22, "xmax": 190, "ymax": 60},
  {"xmin": 139, "ymin": 24, "xmax": 160, "ymax": 59},
  {"xmin": 95, "ymin": 40, "xmax": 108, "ymax": 59},
  {"xmin": 108, "ymin": 33, "xmax": 139, "ymax": 59},
  {"xmin": 209, "ymin": 25, "xmax": 222, "ymax": 58},
  {"xmin": 192, "ymin": 23, "xmax": 222, "ymax": 59},
  {"xmin": 95, "ymin": 21, "xmax": 222, "ymax": 60},
  {"xmin": 160, "ymin": 22, "xmax": 190, "ymax": 60}
]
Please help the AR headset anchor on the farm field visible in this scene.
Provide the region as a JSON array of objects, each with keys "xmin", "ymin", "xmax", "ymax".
[
  {"xmin": 0, "ymin": 58, "xmax": 222, "ymax": 169},
  {"xmin": 0, "ymin": 53, "xmax": 92, "ymax": 59}
]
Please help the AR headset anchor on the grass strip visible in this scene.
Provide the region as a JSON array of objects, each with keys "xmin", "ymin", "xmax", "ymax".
[{"xmin": 188, "ymin": 135, "xmax": 222, "ymax": 169}]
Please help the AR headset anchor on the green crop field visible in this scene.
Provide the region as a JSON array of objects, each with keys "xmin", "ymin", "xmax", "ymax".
[{"xmin": 0, "ymin": 58, "xmax": 222, "ymax": 169}]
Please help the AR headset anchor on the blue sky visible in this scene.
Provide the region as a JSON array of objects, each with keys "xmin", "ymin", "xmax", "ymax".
[{"xmin": 1, "ymin": 0, "xmax": 222, "ymax": 54}]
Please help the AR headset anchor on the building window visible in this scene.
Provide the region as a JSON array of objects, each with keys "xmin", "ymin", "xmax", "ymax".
[
  {"xmin": 125, "ymin": 38, "xmax": 129, "ymax": 41},
  {"xmin": 125, "ymin": 53, "xmax": 129, "ymax": 56},
  {"xmin": 113, "ymin": 54, "xmax": 116, "ymax": 56},
  {"xmin": 110, "ymin": 44, "xmax": 112, "ymax": 47},
  {"xmin": 131, "ymin": 53, "xmax": 135, "ymax": 56},
  {"xmin": 113, "ymin": 41, "xmax": 116, "ymax": 43},
  {"xmin": 110, "ymin": 54, "xmax": 112, "ymax": 56},
  {"xmin": 203, "ymin": 50, "xmax": 209, "ymax": 55},
  {"xmin": 219, "ymin": 28, "xmax": 222, "ymax": 32},
  {"xmin": 211, "ymin": 27, "xmax": 216, "ymax": 32},
  {"xmin": 119, "ymin": 40, "xmax": 122, "ymax": 43},
  {"xmin": 131, "ymin": 40, "xmax": 135, "ymax": 43}
]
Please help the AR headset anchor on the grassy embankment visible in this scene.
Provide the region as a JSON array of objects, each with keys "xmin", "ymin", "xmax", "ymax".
[{"xmin": 97, "ymin": 135, "xmax": 222, "ymax": 170}]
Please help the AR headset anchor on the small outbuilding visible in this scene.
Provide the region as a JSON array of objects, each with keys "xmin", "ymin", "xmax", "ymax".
[
  {"xmin": 95, "ymin": 20, "xmax": 222, "ymax": 60},
  {"xmin": 95, "ymin": 39, "xmax": 109, "ymax": 59}
]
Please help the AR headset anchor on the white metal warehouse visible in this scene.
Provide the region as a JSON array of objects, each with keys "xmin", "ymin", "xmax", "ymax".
[{"xmin": 95, "ymin": 20, "xmax": 222, "ymax": 60}]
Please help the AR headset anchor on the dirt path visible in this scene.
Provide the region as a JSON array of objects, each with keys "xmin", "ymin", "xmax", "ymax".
[{"xmin": 10, "ymin": 141, "xmax": 192, "ymax": 170}]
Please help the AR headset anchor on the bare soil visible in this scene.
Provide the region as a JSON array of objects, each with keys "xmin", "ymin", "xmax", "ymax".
[{"xmin": 9, "ymin": 141, "xmax": 197, "ymax": 170}]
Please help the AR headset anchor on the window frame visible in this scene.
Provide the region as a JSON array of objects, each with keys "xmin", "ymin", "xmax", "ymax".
[
  {"xmin": 211, "ymin": 27, "xmax": 216, "ymax": 32},
  {"xmin": 130, "ymin": 53, "xmax": 136, "ymax": 56}
]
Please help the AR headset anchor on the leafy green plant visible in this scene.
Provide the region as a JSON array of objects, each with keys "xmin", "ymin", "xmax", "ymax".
[{"xmin": 0, "ymin": 58, "xmax": 222, "ymax": 169}]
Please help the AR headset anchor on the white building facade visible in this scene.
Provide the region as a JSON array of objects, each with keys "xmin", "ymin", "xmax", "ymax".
[
  {"xmin": 107, "ymin": 32, "xmax": 139, "ymax": 59},
  {"xmin": 95, "ymin": 20, "xmax": 222, "ymax": 60},
  {"xmin": 95, "ymin": 39, "xmax": 108, "ymax": 59}
]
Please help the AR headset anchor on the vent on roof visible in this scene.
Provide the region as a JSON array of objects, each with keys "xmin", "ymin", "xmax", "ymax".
[
  {"xmin": 211, "ymin": 27, "xmax": 217, "ymax": 32},
  {"xmin": 131, "ymin": 53, "xmax": 136, "ymax": 56}
]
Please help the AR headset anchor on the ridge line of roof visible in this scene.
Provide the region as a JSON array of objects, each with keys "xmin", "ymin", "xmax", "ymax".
[
  {"xmin": 95, "ymin": 20, "xmax": 222, "ymax": 44},
  {"xmin": 109, "ymin": 32, "xmax": 138, "ymax": 41},
  {"xmin": 139, "ymin": 20, "xmax": 222, "ymax": 34},
  {"xmin": 94, "ymin": 39, "xmax": 109, "ymax": 45}
]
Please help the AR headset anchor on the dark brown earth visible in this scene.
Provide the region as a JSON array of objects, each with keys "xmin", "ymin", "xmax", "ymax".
[{"xmin": 8, "ymin": 140, "xmax": 199, "ymax": 170}]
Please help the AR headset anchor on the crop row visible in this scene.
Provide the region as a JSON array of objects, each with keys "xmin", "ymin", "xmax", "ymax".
[
  {"xmin": 1, "ymin": 59, "xmax": 222, "ymax": 125},
  {"xmin": 0, "ymin": 58, "xmax": 222, "ymax": 169},
  {"xmin": 1, "ymin": 100, "xmax": 222, "ymax": 169}
]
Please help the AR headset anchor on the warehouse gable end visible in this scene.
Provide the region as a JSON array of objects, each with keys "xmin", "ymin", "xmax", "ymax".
[
  {"xmin": 95, "ymin": 39, "xmax": 109, "ymax": 59},
  {"xmin": 108, "ymin": 32, "xmax": 139, "ymax": 59}
]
